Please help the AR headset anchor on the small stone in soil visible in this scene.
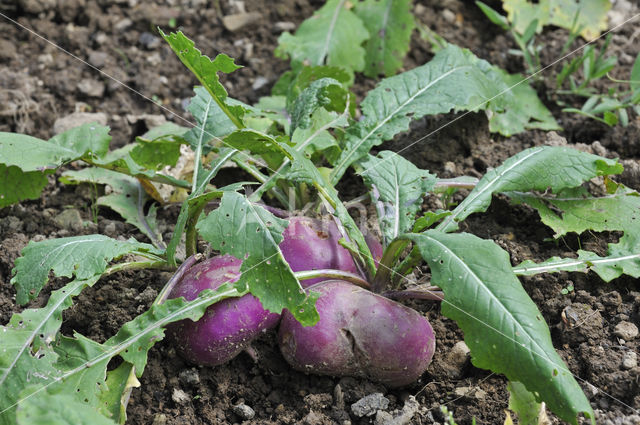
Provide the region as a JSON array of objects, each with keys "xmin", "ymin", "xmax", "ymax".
[
  {"xmin": 139, "ymin": 32, "xmax": 161, "ymax": 49},
  {"xmin": 442, "ymin": 341, "xmax": 470, "ymax": 378},
  {"xmin": 87, "ymin": 50, "xmax": 109, "ymax": 68},
  {"xmin": 614, "ymin": 321, "xmax": 638, "ymax": 341},
  {"xmin": 273, "ymin": 21, "xmax": 296, "ymax": 32},
  {"xmin": 222, "ymin": 12, "xmax": 262, "ymax": 32},
  {"xmin": 171, "ymin": 388, "xmax": 190, "ymax": 405},
  {"xmin": 178, "ymin": 368, "xmax": 200, "ymax": 385},
  {"xmin": 77, "ymin": 79, "xmax": 105, "ymax": 97},
  {"xmin": 622, "ymin": 351, "xmax": 637, "ymax": 370},
  {"xmin": 232, "ymin": 403, "xmax": 255, "ymax": 420},
  {"xmin": 351, "ymin": 393, "xmax": 390, "ymax": 417},
  {"xmin": 54, "ymin": 209, "xmax": 84, "ymax": 232}
]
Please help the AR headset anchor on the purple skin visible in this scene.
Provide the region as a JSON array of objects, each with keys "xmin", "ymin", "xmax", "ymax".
[
  {"xmin": 278, "ymin": 280, "xmax": 436, "ymax": 387},
  {"xmin": 167, "ymin": 255, "xmax": 280, "ymax": 366},
  {"xmin": 280, "ymin": 216, "xmax": 383, "ymax": 287}
]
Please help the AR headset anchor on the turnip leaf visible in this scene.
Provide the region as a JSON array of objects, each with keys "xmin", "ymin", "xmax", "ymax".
[
  {"xmin": 0, "ymin": 283, "xmax": 243, "ymax": 425},
  {"xmin": 183, "ymin": 86, "xmax": 241, "ymax": 153},
  {"xmin": 407, "ymin": 231, "xmax": 594, "ymax": 425},
  {"xmin": 11, "ymin": 236, "xmax": 161, "ymax": 305},
  {"xmin": 0, "ymin": 276, "xmax": 100, "ymax": 425},
  {"xmin": 0, "ymin": 124, "xmax": 111, "ymax": 207},
  {"xmin": 509, "ymin": 184, "xmax": 640, "ymax": 281},
  {"xmin": 359, "ymin": 151, "xmax": 436, "ymax": 246},
  {"xmin": 276, "ymin": 0, "xmax": 369, "ymax": 75},
  {"xmin": 16, "ymin": 388, "xmax": 117, "ymax": 425},
  {"xmin": 354, "ymin": 0, "xmax": 415, "ymax": 77},
  {"xmin": 330, "ymin": 44, "xmax": 558, "ymax": 184},
  {"xmin": 507, "ymin": 381, "xmax": 546, "ymax": 425},
  {"xmin": 503, "ymin": 0, "xmax": 610, "ymax": 41},
  {"xmin": 61, "ymin": 168, "xmax": 164, "ymax": 249},
  {"xmin": 289, "ymin": 78, "xmax": 348, "ymax": 133},
  {"xmin": 197, "ymin": 192, "xmax": 320, "ymax": 325},
  {"xmin": 160, "ymin": 30, "xmax": 245, "ymax": 129},
  {"xmin": 437, "ymin": 146, "xmax": 622, "ymax": 232}
]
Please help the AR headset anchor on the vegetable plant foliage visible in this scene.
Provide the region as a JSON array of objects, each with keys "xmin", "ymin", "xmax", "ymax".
[{"xmin": 0, "ymin": 4, "xmax": 634, "ymax": 424}]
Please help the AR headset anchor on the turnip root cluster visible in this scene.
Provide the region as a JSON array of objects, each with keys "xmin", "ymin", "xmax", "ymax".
[{"xmin": 168, "ymin": 216, "xmax": 436, "ymax": 387}]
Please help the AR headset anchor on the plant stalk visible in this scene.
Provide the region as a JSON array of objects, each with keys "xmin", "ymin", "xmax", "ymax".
[
  {"xmin": 294, "ymin": 269, "xmax": 371, "ymax": 289},
  {"xmin": 154, "ymin": 254, "xmax": 203, "ymax": 306},
  {"xmin": 371, "ymin": 238, "xmax": 410, "ymax": 293}
]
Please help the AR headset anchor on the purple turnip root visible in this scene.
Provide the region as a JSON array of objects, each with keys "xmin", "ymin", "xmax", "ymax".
[
  {"xmin": 167, "ymin": 255, "xmax": 280, "ymax": 366},
  {"xmin": 280, "ymin": 216, "xmax": 383, "ymax": 287},
  {"xmin": 278, "ymin": 280, "xmax": 436, "ymax": 387}
]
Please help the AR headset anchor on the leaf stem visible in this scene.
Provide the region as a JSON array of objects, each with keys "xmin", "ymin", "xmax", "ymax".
[
  {"xmin": 371, "ymin": 238, "xmax": 409, "ymax": 292},
  {"xmin": 294, "ymin": 269, "xmax": 370, "ymax": 289},
  {"xmin": 83, "ymin": 158, "xmax": 191, "ymax": 189},
  {"xmin": 185, "ymin": 200, "xmax": 208, "ymax": 257},
  {"xmin": 104, "ymin": 260, "xmax": 174, "ymax": 277},
  {"xmin": 154, "ymin": 254, "xmax": 203, "ymax": 306}
]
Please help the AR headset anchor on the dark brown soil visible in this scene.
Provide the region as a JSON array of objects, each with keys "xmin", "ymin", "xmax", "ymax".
[{"xmin": 1, "ymin": 1, "xmax": 640, "ymax": 424}]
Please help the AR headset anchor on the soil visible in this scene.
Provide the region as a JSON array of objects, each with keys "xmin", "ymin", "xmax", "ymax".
[{"xmin": 1, "ymin": 1, "xmax": 640, "ymax": 424}]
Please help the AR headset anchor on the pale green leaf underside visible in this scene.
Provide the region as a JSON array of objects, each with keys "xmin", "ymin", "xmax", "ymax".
[
  {"xmin": 11, "ymin": 235, "xmax": 159, "ymax": 305},
  {"xmin": 508, "ymin": 381, "xmax": 544, "ymax": 425},
  {"xmin": 408, "ymin": 231, "xmax": 593, "ymax": 425},
  {"xmin": 183, "ymin": 86, "xmax": 238, "ymax": 152},
  {"xmin": 276, "ymin": 0, "xmax": 369, "ymax": 74},
  {"xmin": 359, "ymin": 151, "xmax": 436, "ymax": 245},
  {"xmin": 61, "ymin": 168, "xmax": 163, "ymax": 248},
  {"xmin": 197, "ymin": 192, "xmax": 319, "ymax": 325},
  {"xmin": 437, "ymin": 146, "xmax": 622, "ymax": 232},
  {"xmin": 355, "ymin": 0, "xmax": 415, "ymax": 77}
]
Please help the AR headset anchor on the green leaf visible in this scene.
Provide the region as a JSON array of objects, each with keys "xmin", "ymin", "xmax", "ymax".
[
  {"xmin": 197, "ymin": 192, "xmax": 319, "ymax": 325},
  {"xmin": 0, "ymin": 276, "xmax": 100, "ymax": 425},
  {"xmin": 291, "ymin": 108, "xmax": 346, "ymax": 164},
  {"xmin": 503, "ymin": 0, "xmax": 610, "ymax": 41},
  {"xmin": 160, "ymin": 30, "xmax": 244, "ymax": 129},
  {"xmin": 508, "ymin": 381, "xmax": 545, "ymax": 425},
  {"xmin": 16, "ymin": 388, "xmax": 117, "ymax": 425},
  {"xmin": 99, "ymin": 362, "xmax": 139, "ymax": 424},
  {"xmin": 0, "ymin": 284, "xmax": 243, "ymax": 425},
  {"xmin": 0, "ymin": 124, "xmax": 112, "ymax": 207},
  {"xmin": 330, "ymin": 44, "xmax": 513, "ymax": 184},
  {"xmin": 0, "ymin": 165, "xmax": 49, "ymax": 207},
  {"xmin": 354, "ymin": 0, "xmax": 415, "ymax": 77},
  {"xmin": 509, "ymin": 185, "xmax": 640, "ymax": 281},
  {"xmin": 60, "ymin": 168, "xmax": 164, "ymax": 248},
  {"xmin": 359, "ymin": 151, "xmax": 436, "ymax": 246},
  {"xmin": 488, "ymin": 71, "xmax": 560, "ymax": 136},
  {"xmin": 10, "ymin": 235, "xmax": 159, "ymax": 305},
  {"xmin": 130, "ymin": 139, "xmax": 182, "ymax": 171},
  {"xmin": 631, "ymin": 52, "xmax": 640, "ymax": 95},
  {"xmin": 283, "ymin": 65, "xmax": 351, "ymax": 106},
  {"xmin": 437, "ymin": 146, "xmax": 622, "ymax": 232},
  {"xmin": 289, "ymin": 78, "xmax": 348, "ymax": 133},
  {"xmin": 183, "ymin": 86, "xmax": 241, "ymax": 152},
  {"xmin": 276, "ymin": 0, "xmax": 369, "ymax": 75},
  {"xmin": 407, "ymin": 231, "xmax": 594, "ymax": 425},
  {"xmin": 476, "ymin": 1, "xmax": 510, "ymax": 30},
  {"xmin": 139, "ymin": 122, "xmax": 189, "ymax": 142}
]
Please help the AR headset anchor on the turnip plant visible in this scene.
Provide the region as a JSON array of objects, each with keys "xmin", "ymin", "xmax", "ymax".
[{"xmin": 0, "ymin": 17, "xmax": 638, "ymax": 425}]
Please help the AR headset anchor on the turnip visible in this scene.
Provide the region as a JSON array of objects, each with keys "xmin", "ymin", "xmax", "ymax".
[
  {"xmin": 278, "ymin": 280, "xmax": 436, "ymax": 387},
  {"xmin": 167, "ymin": 255, "xmax": 280, "ymax": 366},
  {"xmin": 280, "ymin": 216, "xmax": 383, "ymax": 287}
]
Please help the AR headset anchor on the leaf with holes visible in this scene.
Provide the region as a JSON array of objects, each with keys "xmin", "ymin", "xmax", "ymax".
[{"xmin": 10, "ymin": 235, "xmax": 160, "ymax": 305}]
